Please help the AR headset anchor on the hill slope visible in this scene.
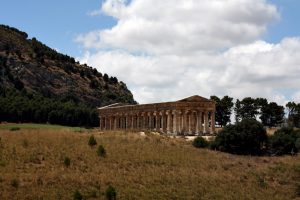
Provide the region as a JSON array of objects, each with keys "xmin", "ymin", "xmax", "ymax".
[
  {"xmin": 0, "ymin": 128, "xmax": 299, "ymax": 199},
  {"xmin": 0, "ymin": 25, "xmax": 135, "ymax": 107}
]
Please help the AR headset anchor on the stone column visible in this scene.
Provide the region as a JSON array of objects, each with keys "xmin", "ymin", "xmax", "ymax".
[
  {"xmin": 136, "ymin": 113, "xmax": 140, "ymax": 129},
  {"xmin": 196, "ymin": 111, "xmax": 203, "ymax": 135},
  {"xmin": 120, "ymin": 116, "xmax": 123, "ymax": 129},
  {"xmin": 125, "ymin": 115, "xmax": 129, "ymax": 130},
  {"xmin": 188, "ymin": 113, "xmax": 192, "ymax": 135},
  {"xmin": 204, "ymin": 111, "xmax": 209, "ymax": 134},
  {"xmin": 103, "ymin": 116, "xmax": 107, "ymax": 130},
  {"xmin": 210, "ymin": 110, "xmax": 216, "ymax": 134},
  {"xmin": 118, "ymin": 116, "xmax": 121, "ymax": 129},
  {"xmin": 190, "ymin": 111, "xmax": 195, "ymax": 134},
  {"xmin": 148, "ymin": 112, "xmax": 152, "ymax": 130},
  {"xmin": 131, "ymin": 114, "xmax": 134, "ymax": 130},
  {"xmin": 144, "ymin": 112, "xmax": 147, "ymax": 129},
  {"xmin": 154, "ymin": 112, "xmax": 159, "ymax": 131},
  {"xmin": 172, "ymin": 110, "xmax": 178, "ymax": 135},
  {"xmin": 166, "ymin": 110, "xmax": 172, "ymax": 134},
  {"xmin": 109, "ymin": 116, "xmax": 112, "ymax": 130},
  {"xmin": 182, "ymin": 110, "xmax": 188, "ymax": 135},
  {"xmin": 114, "ymin": 116, "xmax": 117, "ymax": 130},
  {"xmin": 99, "ymin": 117, "xmax": 102, "ymax": 130},
  {"xmin": 160, "ymin": 111, "xmax": 167, "ymax": 133}
]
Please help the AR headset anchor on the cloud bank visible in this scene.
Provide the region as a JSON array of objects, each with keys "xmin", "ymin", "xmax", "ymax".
[{"xmin": 76, "ymin": 0, "xmax": 300, "ymax": 105}]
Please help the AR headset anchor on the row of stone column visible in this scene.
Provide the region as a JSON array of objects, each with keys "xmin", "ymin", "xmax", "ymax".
[{"xmin": 100, "ymin": 110, "xmax": 215, "ymax": 135}]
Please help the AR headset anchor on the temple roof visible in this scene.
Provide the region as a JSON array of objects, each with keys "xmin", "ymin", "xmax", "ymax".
[
  {"xmin": 177, "ymin": 95, "xmax": 211, "ymax": 102},
  {"xmin": 98, "ymin": 95, "xmax": 213, "ymax": 110},
  {"xmin": 99, "ymin": 103, "xmax": 132, "ymax": 109}
]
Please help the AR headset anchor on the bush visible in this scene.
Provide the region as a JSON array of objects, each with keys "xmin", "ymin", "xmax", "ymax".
[
  {"xmin": 97, "ymin": 145, "xmax": 106, "ymax": 157},
  {"xmin": 22, "ymin": 139, "xmax": 28, "ymax": 148},
  {"xmin": 297, "ymin": 184, "xmax": 300, "ymax": 197},
  {"xmin": 11, "ymin": 178, "xmax": 19, "ymax": 188},
  {"xmin": 268, "ymin": 127, "xmax": 300, "ymax": 155},
  {"xmin": 64, "ymin": 156, "xmax": 71, "ymax": 167},
  {"xmin": 88, "ymin": 135, "xmax": 97, "ymax": 147},
  {"xmin": 10, "ymin": 127, "xmax": 20, "ymax": 131},
  {"xmin": 105, "ymin": 185, "xmax": 117, "ymax": 200},
  {"xmin": 214, "ymin": 119, "xmax": 267, "ymax": 155},
  {"xmin": 193, "ymin": 137, "xmax": 208, "ymax": 148},
  {"xmin": 209, "ymin": 140, "xmax": 218, "ymax": 150},
  {"xmin": 73, "ymin": 190, "xmax": 83, "ymax": 200}
]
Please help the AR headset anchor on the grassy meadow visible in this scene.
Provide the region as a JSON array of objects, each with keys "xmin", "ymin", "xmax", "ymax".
[{"xmin": 0, "ymin": 124, "xmax": 299, "ymax": 199}]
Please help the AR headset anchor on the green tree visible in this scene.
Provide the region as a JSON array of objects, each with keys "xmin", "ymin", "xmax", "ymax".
[
  {"xmin": 234, "ymin": 97, "xmax": 259, "ymax": 122},
  {"xmin": 210, "ymin": 95, "xmax": 234, "ymax": 127},
  {"xmin": 286, "ymin": 102, "xmax": 300, "ymax": 127},
  {"xmin": 269, "ymin": 127, "xmax": 300, "ymax": 155},
  {"xmin": 214, "ymin": 119, "xmax": 267, "ymax": 155},
  {"xmin": 260, "ymin": 102, "xmax": 284, "ymax": 127}
]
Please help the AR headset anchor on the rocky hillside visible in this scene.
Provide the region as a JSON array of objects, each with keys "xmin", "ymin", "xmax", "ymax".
[{"xmin": 0, "ymin": 25, "xmax": 136, "ymax": 107}]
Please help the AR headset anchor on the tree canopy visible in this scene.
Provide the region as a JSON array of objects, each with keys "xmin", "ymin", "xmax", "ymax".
[
  {"xmin": 0, "ymin": 88, "xmax": 99, "ymax": 127},
  {"xmin": 213, "ymin": 119, "xmax": 267, "ymax": 155},
  {"xmin": 210, "ymin": 95, "xmax": 234, "ymax": 127}
]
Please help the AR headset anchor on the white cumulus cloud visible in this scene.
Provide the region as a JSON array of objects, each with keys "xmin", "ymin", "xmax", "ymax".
[{"xmin": 76, "ymin": 0, "xmax": 300, "ymax": 105}]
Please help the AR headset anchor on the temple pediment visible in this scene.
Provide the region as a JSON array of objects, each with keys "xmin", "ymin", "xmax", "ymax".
[{"xmin": 177, "ymin": 95, "xmax": 211, "ymax": 102}]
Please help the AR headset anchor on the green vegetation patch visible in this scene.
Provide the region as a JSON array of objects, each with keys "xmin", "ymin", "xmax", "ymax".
[{"xmin": 0, "ymin": 123, "xmax": 89, "ymax": 132}]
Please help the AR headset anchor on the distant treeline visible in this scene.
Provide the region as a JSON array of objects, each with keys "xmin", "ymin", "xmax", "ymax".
[
  {"xmin": 0, "ymin": 88, "xmax": 99, "ymax": 127},
  {"xmin": 211, "ymin": 95, "xmax": 300, "ymax": 128}
]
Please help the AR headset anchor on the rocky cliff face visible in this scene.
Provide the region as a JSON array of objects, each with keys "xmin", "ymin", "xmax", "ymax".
[{"xmin": 0, "ymin": 25, "xmax": 136, "ymax": 107}]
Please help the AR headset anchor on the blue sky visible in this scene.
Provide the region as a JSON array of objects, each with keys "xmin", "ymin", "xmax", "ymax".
[
  {"xmin": 1, "ymin": 0, "xmax": 300, "ymax": 104},
  {"xmin": 265, "ymin": 0, "xmax": 300, "ymax": 42},
  {"xmin": 0, "ymin": 0, "xmax": 114, "ymax": 57},
  {"xmin": 0, "ymin": 0, "xmax": 299, "ymax": 57}
]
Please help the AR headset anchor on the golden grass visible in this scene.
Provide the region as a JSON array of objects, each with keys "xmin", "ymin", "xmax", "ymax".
[{"xmin": 0, "ymin": 128, "xmax": 299, "ymax": 200}]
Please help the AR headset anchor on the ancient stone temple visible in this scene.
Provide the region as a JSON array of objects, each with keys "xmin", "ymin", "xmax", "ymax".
[{"xmin": 98, "ymin": 95, "xmax": 216, "ymax": 135}]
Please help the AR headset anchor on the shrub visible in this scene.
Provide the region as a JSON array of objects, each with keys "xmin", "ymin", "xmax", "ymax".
[
  {"xmin": 209, "ymin": 140, "xmax": 218, "ymax": 150},
  {"xmin": 297, "ymin": 184, "xmax": 300, "ymax": 197},
  {"xmin": 88, "ymin": 135, "xmax": 97, "ymax": 147},
  {"xmin": 11, "ymin": 178, "xmax": 19, "ymax": 188},
  {"xmin": 105, "ymin": 185, "xmax": 117, "ymax": 200},
  {"xmin": 64, "ymin": 156, "xmax": 71, "ymax": 167},
  {"xmin": 97, "ymin": 145, "xmax": 106, "ymax": 157},
  {"xmin": 214, "ymin": 119, "xmax": 267, "ymax": 155},
  {"xmin": 10, "ymin": 127, "xmax": 20, "ymax": 131},
  {"xmin": 22, "ymin": 139, "xmax": 29, "ymax": 148},
  {"xmin": 268, "ymin": 127, "xmax": 300, "ymax": 155},
  {"xmin": 73, "ymin": 190, "xmax": 83, "ymax": 200},
  {"xmin": 193, "ymin": 137, "xmax": 208, "ymax": 148}
]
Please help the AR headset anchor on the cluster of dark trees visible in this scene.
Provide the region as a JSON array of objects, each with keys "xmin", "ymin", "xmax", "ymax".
[
  {"xmin": 206, "ymin": 96, "xmax": 300, "ymax": 156},
  {"xmin": 211, "ymin": 119, "xmax": 300, "ymax": 155},
  {"xmin": 286, "ymin": 102, "xmax": 300, "ymax": 127},
  {"xmin": 0, "ymin": 25, "xmax": 28, "ymax": 39},
  {"xmin": 210, "ymin": 96, "xmax": 296, "ymax": 127},
  {"xmin": 0, "ymin": 88, "xmax": 99, "ymax": 127}
]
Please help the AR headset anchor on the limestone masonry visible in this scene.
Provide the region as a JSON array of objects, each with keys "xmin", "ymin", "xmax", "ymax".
[{"xmin": 98, "ymin": 95, "xmax": 216, "ymax": 135}]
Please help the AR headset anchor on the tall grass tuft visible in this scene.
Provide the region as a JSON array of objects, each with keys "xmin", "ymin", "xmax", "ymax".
[
  {"xmin": 97, "ymin": 145, "xmax": 106, "ymax": 157},
  {"xmin": 105, "ymin": 185, "xmax": 117, "ymax": 200},
  {"xmin": 11, "ymin": 178, "xmax": 19, "ymax": 189},
  {"xmin": 88, "ymin": 135, "xmax": 97, "ymax": 147},
  {"xmin": 64, "ymin": 156, "xmax": 71, "ymax": 167},
  {"xmin": 73, "ymin": 190, "xmax": 83, "ymax": 200}
]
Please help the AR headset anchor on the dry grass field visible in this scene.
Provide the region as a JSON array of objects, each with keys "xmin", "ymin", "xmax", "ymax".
[{"xmin": 0, "ymin": 124, "xmax": 300, "ymax": 200}]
